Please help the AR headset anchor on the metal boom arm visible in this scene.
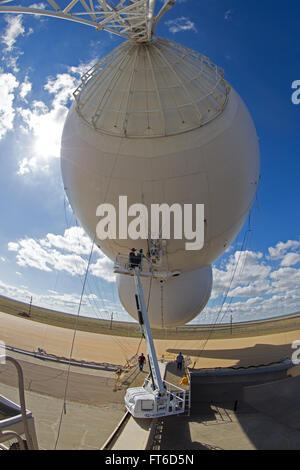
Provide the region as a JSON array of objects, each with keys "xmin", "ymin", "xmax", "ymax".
[{"xmin": 133, "ymin": 267, "xmax": 165, "ymax": 394}]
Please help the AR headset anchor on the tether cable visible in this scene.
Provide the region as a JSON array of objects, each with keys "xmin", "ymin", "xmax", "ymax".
[
  {"xmin": 54, "ymin": 236, "xmax": 95, "ymax": 450},
  {"xmin": 193, "ymin": 214, "xmax": 252, "ymax": 368}
]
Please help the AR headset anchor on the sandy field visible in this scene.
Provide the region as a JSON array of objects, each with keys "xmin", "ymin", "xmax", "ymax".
[{"xmin": 1, "ymin": 311, "xmax": 299, "ymax": 368}]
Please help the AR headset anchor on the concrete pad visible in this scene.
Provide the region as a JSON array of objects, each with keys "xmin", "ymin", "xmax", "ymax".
[
  {"xmin": 244, "ymin": 375, "xmax": 300, "ymax": 431},
  {"xmin": 0, "ymin": 356, "xmax": 124, "ymax": 406},
  {"xmin": 157, "ymin": 407, "xmax": 300, "ymax": 450},
  {"xmin": 111, "ymin": 417, "xmax": 151, "ymax": 450},
  {"xmin": 0, "ymin": 383, "xmax": 125, "ymax": 450}
]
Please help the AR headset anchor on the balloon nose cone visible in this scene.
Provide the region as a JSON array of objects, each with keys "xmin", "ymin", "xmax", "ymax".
[{"xmin": 73, "ymin": 37, "xmax": 230, "ymax": 138}]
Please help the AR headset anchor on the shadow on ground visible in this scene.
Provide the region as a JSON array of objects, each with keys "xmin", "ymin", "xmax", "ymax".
[
  {"xmin": 166, "ymin": 343, "xmax": 292, "ymax": 368},
  {"xmin": 157, "ymin": 347, "xmax": 300, "ymax": 450},
  {"xmin": 157, "ymin": 415, "xmax": 213, "ymax": 450}
]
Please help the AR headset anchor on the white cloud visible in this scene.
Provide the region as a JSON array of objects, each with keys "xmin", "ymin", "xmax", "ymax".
[
  {"xmin": 42, "ymin": 226, "xmax": 93, "ymax": 255},
  {"xmin": 19, "ymin": 76, "xmax": 32, "ymax": 102},
  {"xmin": 90, "ymin": 256, "xmax": 115, "ymax": 283},
  {"xmin": 7, "ymin": 226, "xmax": 115, "ymax": 282},
  {"xmin": 12, "ymin": 238, "xmax": 56, "ymax": 273},
  {"xmin": 17, "ymin": 72, "xmax": 79, "ymax": 175},
  {"xmin": 68, "ymin": 60, "xmax": 97, "ymax": 78},
  {"xmin": 18, "ymin": 98, "xmax": 67, "ymax": 161},
  {"xmin": 202, "ymin": 238, "xmax": 300, "ymax": 324},
  {"xmin": 228, "ymin": 281, "xmax": 271, "ymax": 299},
  {"xmin": 17, "ymin": 155, "xmax": 49, "ymax": 175},
  {"xmin": 165, "ymin": 17, "xmax": 197, "ymax": 34},
  {"xmin": 280, "ymin": 252, "xmax": 300, "ymax": 267},
  {"xmin": 9, "ymin": 236, "xmax": 88, "ymax": 276},
  {"xmin": 44, "ymin": 73, "xmax": 77, "ymax": 106},
  {"xmin": 5, "ymin": 56, "xmax": 97, "ymax": 176},
  {"xmin": 0, "ymin": 278, "xmax": 109, "ymax": 316},
  {"xmin": 4, "ymin": 54, "xmax": 22, "ymax": 74},
  {"xmin": 268, "ymin": 239, "xmax": 300, "ymax": 260},
  {"xmin": 1, "ymin": 15, "xmax": 25, "ymax": 52},
  {"xmin": 29, "ymin": 3, "xmax": 47, "ymax": 9},
  {"xmin": 270, "ymin": 267, "xmax": 300, "ymax": 292},
  {"xmin": 1, "ymin": 14, "xmax": 33, "ymax": 72},
  {"xmin": 0, "ymin": 73, "xmax": 19, "ymax": 139},
  {"xmin": 211, "ymin": 250, "xmax": 270, "ymax": 300},
  {"xmin": 8, "ymin": 242, "xmax": 19, "ymax": 251}
]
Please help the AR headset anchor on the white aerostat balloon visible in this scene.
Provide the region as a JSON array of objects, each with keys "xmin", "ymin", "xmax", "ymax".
[{"xmin": 61, "ymin": 38, "xmax": 260, "ymax": 328}]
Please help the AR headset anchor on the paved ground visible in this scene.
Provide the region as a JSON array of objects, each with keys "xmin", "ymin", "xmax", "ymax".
[
  {"xmin": 110, "ymin": 417, "xmax": 152, "ymax": 450},
  {"xmin": 1, "ymin": 352, "xmax": 124, "ymax": 406},
  {"xmin": 0, "ymin": 350, "xmax": 146, "ymax": 449},
  {"xmin": 244, "ymin": 374, "xmax": 300, "ymax": 430},
  {"xmin": 155, "ymin": 366, "xmax": 300, "ymax": 450},
  {"xmin": 157, "ymin": 408, "xmax": 300, "ymax": 450},
  {"xmin": 1, "ymin": 382, "xmax": 125, "ymax": 450}
]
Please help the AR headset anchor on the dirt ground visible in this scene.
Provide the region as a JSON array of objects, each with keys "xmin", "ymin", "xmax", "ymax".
[{"xmin": 1, "ymin": 311, "xmax": 299, "ymax": 369}]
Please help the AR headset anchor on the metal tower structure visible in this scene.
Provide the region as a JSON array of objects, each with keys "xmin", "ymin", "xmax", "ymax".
[{"xmin": 0, "ymin": 0, "xmax": 175, "ymax": 42}]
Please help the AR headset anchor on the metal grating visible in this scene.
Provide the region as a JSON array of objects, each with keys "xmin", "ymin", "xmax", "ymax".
[{"xmin": 74, "ymin": 37, "xmax": 231, "ymax": 138}]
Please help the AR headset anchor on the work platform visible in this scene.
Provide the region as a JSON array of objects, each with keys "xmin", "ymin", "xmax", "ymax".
[
  {"xmin": 114, "ymin": 254, "xmax": 180, "ymax": 280},
  {"xmin": 102, "ymin": 361, "xmax": 169, "ymax": 450}
]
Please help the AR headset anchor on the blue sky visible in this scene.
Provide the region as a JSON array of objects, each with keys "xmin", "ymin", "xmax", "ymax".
[{"xmin": 0, "ymin": 0, "xmax": 299, "ymax": 325}]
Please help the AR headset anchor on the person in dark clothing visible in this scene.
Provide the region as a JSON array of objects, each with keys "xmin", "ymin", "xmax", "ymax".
[
  {"xmin": 129, "ymin": 248, "xmax": 144, "ymax": 270},
  {"xmin": 176, "ymin": 352, "xmax": 184, "ymax": 371},
  {"xmin": 129, "ymin": 248, "xmax": 137, "ymax": 269},
  {"xmin": 135, "ymin": 249, "xmax": 144, "ymax": 267},
  {"xmin": 138, "ymin": 353, "xmax": 146, "ymax": 372}
]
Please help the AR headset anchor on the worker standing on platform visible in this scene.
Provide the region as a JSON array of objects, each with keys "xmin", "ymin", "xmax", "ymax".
[
  {"xmin": 138, "ymin": 353, "xmax": 146, "ymax": 372},
  {"xmin": 129, "ymin": 248, "xmax": 137, "ymax": 269},
  {"xmin": 136, "ymin": 249, "xmax": 144, "ymax": 268},
  {"xmin": 176, "ymin": 352, "xmax": 184, "ymax": 371}
]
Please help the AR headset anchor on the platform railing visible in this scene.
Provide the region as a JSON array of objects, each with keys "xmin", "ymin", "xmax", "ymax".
[
  {"xmin": 143, "ymin": 377, "xmax": 186, "ymax": 415},
  {"xmin": 114, "ymin": 254, "xmax": 153, "ymax": 277},
  {"xmin": 114, "ymin": 254, "xmax": 179, "ymax": 280}
]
